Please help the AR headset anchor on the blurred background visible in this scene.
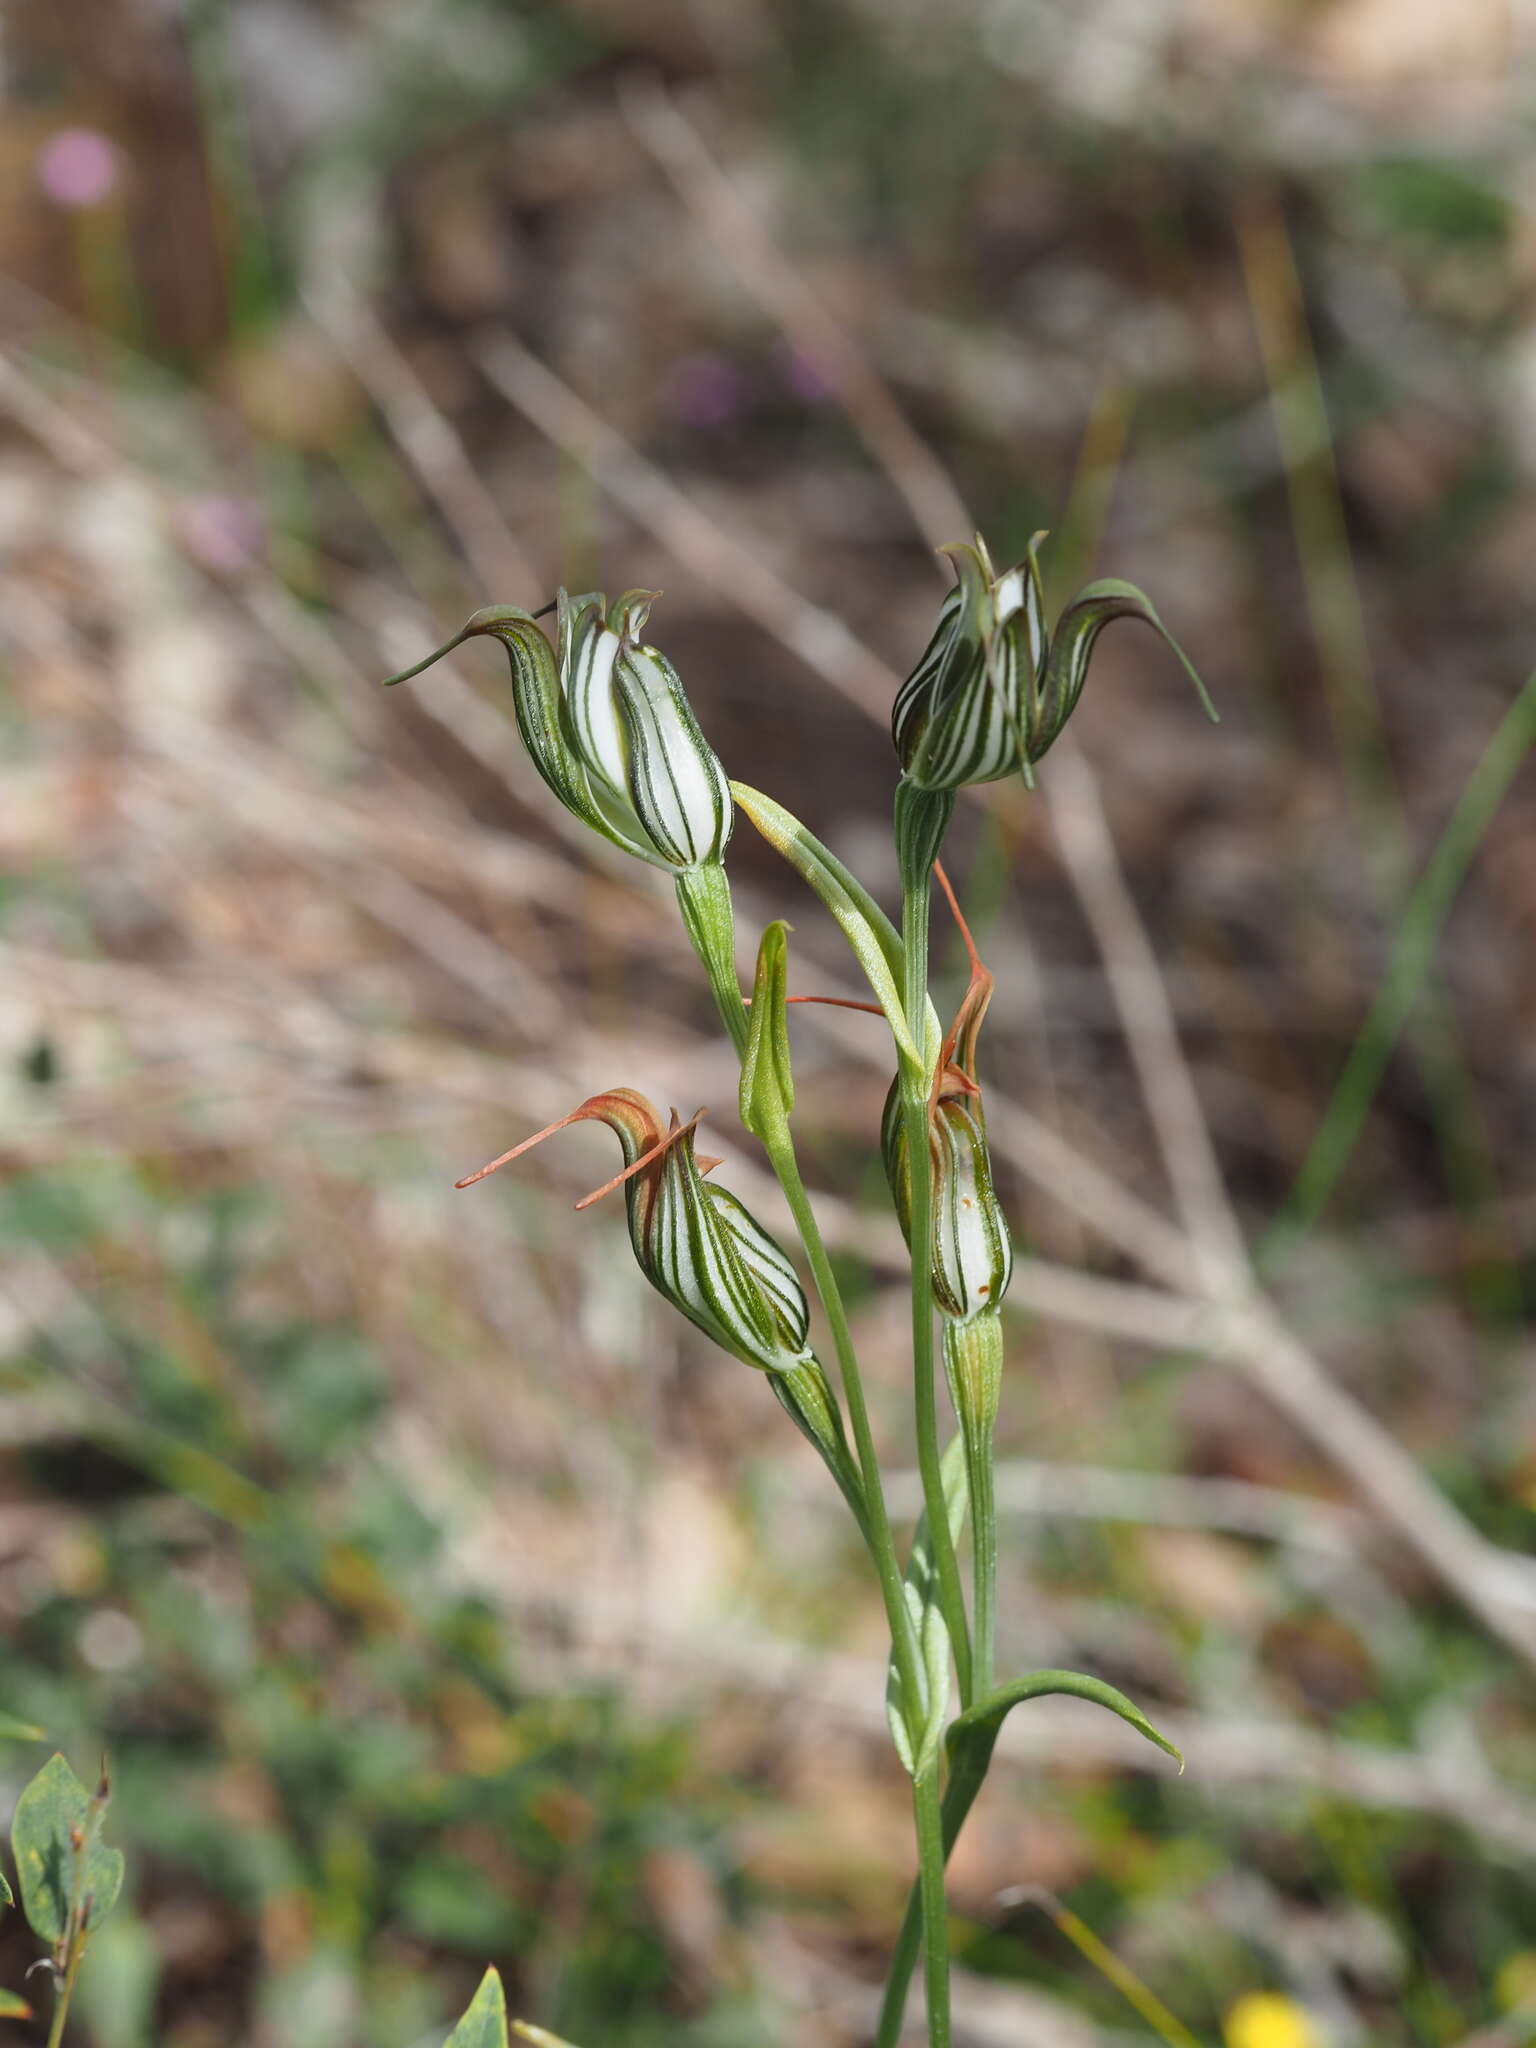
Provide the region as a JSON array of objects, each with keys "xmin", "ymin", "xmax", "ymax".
[{"xmin": 2, "ymin": 0, "xmax": 1535, "ymax": 2043}]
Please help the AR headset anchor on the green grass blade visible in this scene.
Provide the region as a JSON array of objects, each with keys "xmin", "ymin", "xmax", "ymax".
[
  {"xmin": 1264, "ymin": 669, "xmax": 1536, "ymax": 1269},
  {"xmin": 1014, "ymin": 1887, "xmax": 1206, "ymax": 2048}
]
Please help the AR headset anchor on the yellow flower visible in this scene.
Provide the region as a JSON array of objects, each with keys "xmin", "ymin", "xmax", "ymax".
[{"xmin": 1224, "ymin": 1991, "xmax": 1321, "ymax": 2048}]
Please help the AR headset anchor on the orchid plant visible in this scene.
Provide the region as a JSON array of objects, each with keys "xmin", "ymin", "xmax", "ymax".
[{"xmin": 385, "ymin": 535, "xmax": 1214, "ymax": 2045}]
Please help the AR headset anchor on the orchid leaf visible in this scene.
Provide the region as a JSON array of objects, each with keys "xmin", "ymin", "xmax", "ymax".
[
  {"xmin": 729, "ymin": 782, "xmax": 923, "ymax": 1068},
  {"xmin": 949, "ymin": 1668, "xmax": 1183, "ymax": 1775},
  {"xmin": 878, "ymin": 1665, "xmax": 1184, "ymax": 2034}
]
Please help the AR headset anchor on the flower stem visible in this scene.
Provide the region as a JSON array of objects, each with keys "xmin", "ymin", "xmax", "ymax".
[
  {"xmin": 899, "ymin": 846, "xmax": 973, "ymax": 1713},
  {"xmin": 912, "ymin": 1763, "xmax": 951, "ymax": 2048},
  {"xmin": 970, "ymin": 1431, "xmax": 998, "ymax": 1700},
  {"xmin": 944, "ymin": 1315, "xmax": 1002, "ymax": 1699},
  {"xmin": 45, "ymin": 1942, "xmax": 83, "ymax": 2048},
  {"xmin": 675, "ymin": 864, "xmax": 748, "ymax": 1058},
  {"xmin": 876, "ymin": 1729, "xmax": 992, "ymax": 2047},
  {"xmin": 672, "ymin": 861, "xmax": 924, "ymax": 1722},
  {"xmin": 766, "ymin": 1131, "xmax": 923, "ymax": 1716},
  {"xmin": 900, "ymin": 1080, "xmax": 972, "ymax": 1707},
  {"xmin": 772, "ymin": 1359, "xmax": 870, "ymax": 1533},
  {"xmin": 893, "ymin": 779, "xmax": 967, "ymax": 2046}
]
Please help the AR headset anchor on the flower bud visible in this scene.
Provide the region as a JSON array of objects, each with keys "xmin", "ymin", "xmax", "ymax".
[
  {"xmin": 385, "ymin": 588, "xmax": 732, "ymax": 872},
  {"xmin": 892, "ymin": 535, "xmax": 1046, "ymax": 794},
  {"xmin": 881, "ymin": 867, "xmax": 1012, "ymax": 1323},
  {"xmin": 457, "ymin": 1087, "xmax": 814, "ymax": 1376},
  {"xmin": 560, "ymin": 590, "xmax": 733, "ymax": 870},
  {"xmin": 883, "ymin": 1083, "xmax": 1012, "ymax": 1325},
  {"xmin": 893, "ymin": 534, "xmax": 1214, "ymax": 793}
]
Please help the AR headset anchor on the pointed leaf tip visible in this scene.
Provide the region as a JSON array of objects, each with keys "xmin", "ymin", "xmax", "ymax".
[
  {"xmin": 380, "ymin": 625, "xmax": 472, "ymax": 688},
  {"xmin": 949, "ymin": 1668, "xmax": 1184, "ymax": 1775},
  {"xmin": 445, "ymin": 1967, "xmax": 508, "ymax": 2048}
]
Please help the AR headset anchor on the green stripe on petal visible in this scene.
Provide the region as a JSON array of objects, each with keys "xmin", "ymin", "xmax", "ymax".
[
  {"xmin": 385, "ymin": 590, "xmax": 732, "ymax": 873},
  {"xmin": 613, "ymin": 640, "xmax": 733, "ymax": 869},
  {"xmin": 893, "ymin": 535, "xmax": 1212, "ymax": 794},
  {"xmin": 893, "ymin": 538, "xmax": 1047, "ymax": 793},
  {"xmin": 560, "ymin": 592, "xmax": 632, "ymax": 807},
  {"xmin": 1035, "ymin": 577, "xmax": 1217, "ymax": 766},
  {"xmin": 883, "ymin": 1083, "xmax": 1012, "ymax": 1324},
  {"xmin": 555, "ymin": 1094, "xmax": 813, "ymax": 1375},
  {"xmin": 706, "ymin": 1186, "xmax": 811, "ymax": 1354}
]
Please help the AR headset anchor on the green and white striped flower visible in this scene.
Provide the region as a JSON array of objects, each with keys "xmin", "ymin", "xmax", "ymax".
[
  {"xmin": 456, "ymin": 1087, "xmax": 814, "ymax": 1376},
  {"xmin": 883, "ymin": 1082, "xmax": 1013, "ymax": 1325},
  {"xmin": 892, "ymin": 535, "xmax": 1047, "ymax": 793},
  {"xmin": 384, "ymin": 588, "xmax": 732, "ymax": 872},
  {"xmin": 892, "ymin": 533, "xmax": 1214, "ymax": 793}
]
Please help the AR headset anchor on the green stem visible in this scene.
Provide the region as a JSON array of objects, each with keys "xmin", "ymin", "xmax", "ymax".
[
  {"xmin": 912, "ymin": 1765, "xmax": 951, "ymax": 2048},
  {"xmin": 944, "ymin": 1317, "xmax": 1002, "ymax": 1700},
  {"xmin": 878, "ymin": 1750, "xmax": 986, "ymax": 2048},
  {"xmin": 900, "ymin": 1083, "xmax": 972, "ymax": 1708},
  {"xmin": 877, "ymin": 1670, "xmax": 1182, "ymax": 2042},
  {"xmin": 675, "ymin": 864, "xmax": 749, "ymax": 1059},
  {"xmin": 672, "ymin": 862, "xmax": 924, "ymax": 1720},
  {"xmin": 899, "ymin": 855, "xmax": 973, "ymax": 1712},
  {"xmin": 879, "ymin": 1722, "xmax": 1000, "ymax": 2044},
  {"xmin": 45, "ymin": 1943, "xmax": 84, "ymax": 2048},
  {"xmin": 970, "ymin": 1445, "xmax": 997, "ymax": 1700},
  {"xmin": 772, "ymin": 1360, "xmax": 870, "ymax": 1533},
  {"xmin": 767, "ymin": 1133, "xmax": 923, "ymax": 1718}
]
